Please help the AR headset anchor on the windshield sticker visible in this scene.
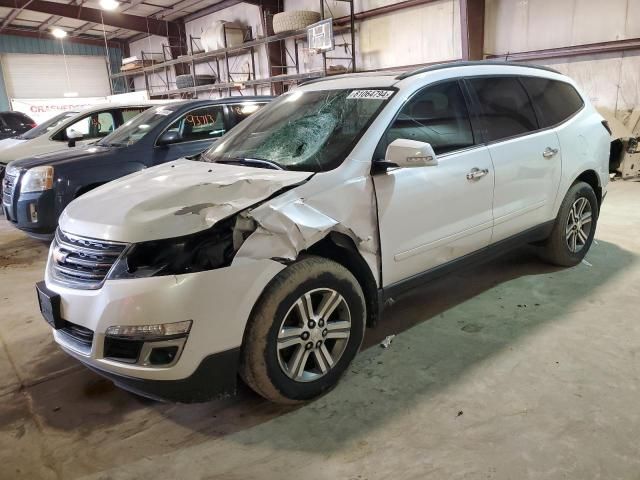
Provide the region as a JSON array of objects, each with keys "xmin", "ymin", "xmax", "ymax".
[{"xmin": 347, "ymin": 90, "xmax": 394, "ymax": 100}]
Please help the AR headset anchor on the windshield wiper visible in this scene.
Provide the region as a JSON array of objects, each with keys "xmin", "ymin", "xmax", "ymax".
[{"xmin": 216, "ymin": 157, "xmax": 283, "ymax": 170}]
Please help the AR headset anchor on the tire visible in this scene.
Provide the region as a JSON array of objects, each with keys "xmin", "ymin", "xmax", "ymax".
[
  {"xmin": 540, "ymin": 181, "xmax": 599, "ymax": 266},
  {"xmin": 272, "ymin": 11, "xmax": 321, "ymax": 34},
  {"xmin": 240, "ymin": 256, "xmax": 366, "ymax": 404},
  {"xmin": 175, "ymin": 74, "xmax": 216, "ymax": 89}
]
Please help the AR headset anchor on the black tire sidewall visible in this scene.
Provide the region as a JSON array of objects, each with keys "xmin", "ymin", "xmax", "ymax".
[
  {"xmin": 262, "ymin": 269, "xmax": 365, "ymax": 401},
  {"xmin": 553, "ymin": 182, "xmax": 599, "ymax": 264}
]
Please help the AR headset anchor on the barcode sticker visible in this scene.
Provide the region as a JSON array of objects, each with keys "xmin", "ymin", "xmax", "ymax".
[{"xmin": 347, "ymin": 90, "xmax": 394, "ymax": 100}]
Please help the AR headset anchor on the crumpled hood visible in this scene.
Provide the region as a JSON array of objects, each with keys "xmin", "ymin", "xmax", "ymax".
[{"xmin": 59, "ymin": 159, "xmax": 314, "ymax": 242}]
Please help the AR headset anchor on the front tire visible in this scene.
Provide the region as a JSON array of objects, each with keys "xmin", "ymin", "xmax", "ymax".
[
  {"xmin": 240, "ymin": 256, "xmax": 366, "ymax": 404},
  {"xmin": 541, "ymin": 181, "xmax": 599, "ymax": 266}
]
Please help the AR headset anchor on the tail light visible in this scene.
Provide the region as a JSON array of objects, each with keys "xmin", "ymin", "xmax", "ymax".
[
  {"xmin": 28, "ymin": 123, "xmax": 37, "ymax": 128},
  {"xmin": 601, "ymin": 120, "xmax": 612, "ymax": 136}
]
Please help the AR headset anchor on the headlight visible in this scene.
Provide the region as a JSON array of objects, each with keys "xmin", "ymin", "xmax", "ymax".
[
  {"xmin": 109, "ymin": 217, "xmax": 239, "ymax": 280},
  {"xmin": 21, "ymin": 166, "xmax": 54, "ymax": 193}
]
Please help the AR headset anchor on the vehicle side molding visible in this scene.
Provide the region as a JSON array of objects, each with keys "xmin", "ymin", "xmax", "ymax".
[{"xmin": 379, "ymin": 220, "xmax": 555, "ymax": 304}]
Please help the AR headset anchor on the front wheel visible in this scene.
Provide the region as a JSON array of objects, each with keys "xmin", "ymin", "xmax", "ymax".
[
  {"xmin": 540, "ymin": 181, "xmax": 599, "ymax": 266},
  {"xmin": 240, "ymin": 256, "xmax": 366, "ymax": 404}
]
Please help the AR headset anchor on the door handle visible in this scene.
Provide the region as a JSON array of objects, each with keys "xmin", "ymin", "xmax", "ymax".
[
  {"xmin": 466, "ymin": 167, "xmax": 489, "ymax": 180},
  {"xmin": 543, "ymin": 147, "xmax": 559, "ymax": 158}
]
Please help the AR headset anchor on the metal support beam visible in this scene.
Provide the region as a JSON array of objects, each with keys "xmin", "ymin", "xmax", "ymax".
[
  {"xmin": 485, "ymin": 37, "xmax": 640, "ymax": 62},
  {"xmin": 0, "ymin": 0, "xmax": 34, "ymax": 33},
  {"xmin": 460, "ymin": 0, "xmax": 485, "ymax": 60},
  {"xmin": 0, "ymin": 0, "xmax": 181, "ymax": 36}
]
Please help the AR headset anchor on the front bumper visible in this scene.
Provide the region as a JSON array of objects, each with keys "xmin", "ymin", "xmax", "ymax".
[
  {"xmin": 43, "ymin": 257, "xmax": 285, "ymax": 402},
  {"xmin": 4, "ymin": 188, "xmax": 58, "ymax": 235}
]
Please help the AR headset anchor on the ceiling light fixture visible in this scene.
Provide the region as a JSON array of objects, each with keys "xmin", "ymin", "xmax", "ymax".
[
  {"xmin": 99, "ymin": 0, "xmax": 119, "ymax": 11},
  {"xmin": 51, "ymin": 28, "xmax": 67, "ymax": 38}
]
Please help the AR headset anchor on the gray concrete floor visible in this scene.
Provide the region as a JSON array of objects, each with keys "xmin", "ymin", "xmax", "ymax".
[{"xmin": 0, "ymin": 181, "xmax": 639, "ymax": 480}]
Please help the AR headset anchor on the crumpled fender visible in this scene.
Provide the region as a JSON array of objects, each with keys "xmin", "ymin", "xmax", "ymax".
[{"xmin": 234, "ymin": 175, "xmax": 380, "ymax": 286}]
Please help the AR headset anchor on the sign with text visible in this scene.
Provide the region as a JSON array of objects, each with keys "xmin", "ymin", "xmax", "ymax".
[{"xmin": 10, "ymin": 97, "xmax": 106, "ymax": 124}]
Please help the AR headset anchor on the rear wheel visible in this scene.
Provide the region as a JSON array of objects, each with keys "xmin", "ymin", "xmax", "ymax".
[
  {"xmin": 240, "ymin": 256, "xmax": 366, "ymax": 404},
  {"xmin": 540, "ymin": 181, "xmax": 598, "ymax": 266}
]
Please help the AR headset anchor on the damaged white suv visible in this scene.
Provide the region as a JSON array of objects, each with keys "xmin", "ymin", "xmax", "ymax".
[{"xmin": 37, "ymin": 62, "xmax": 610, "ymax": 403}]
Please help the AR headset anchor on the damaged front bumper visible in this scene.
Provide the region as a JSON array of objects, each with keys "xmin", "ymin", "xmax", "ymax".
[{"xmin": 41, "ymin": 258, "xmax": 285, "ymax": 402}]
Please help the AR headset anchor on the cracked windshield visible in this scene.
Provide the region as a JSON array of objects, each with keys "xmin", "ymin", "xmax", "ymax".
[{"xmin": 204, "ymin": 88, "xmax": 394, "ymax": 171}]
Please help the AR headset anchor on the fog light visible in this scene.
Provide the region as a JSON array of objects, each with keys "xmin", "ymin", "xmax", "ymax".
[
  {"xmin": 29, "ymin": 203, "xmax": 38, "ymax": 222},
  {"xmin": 105, "ymin": 320, "xmax": 192, "ymax": 340},
  {"xmin": 149, "ymin": 346, "xmax": 179, "ymax": 365}
]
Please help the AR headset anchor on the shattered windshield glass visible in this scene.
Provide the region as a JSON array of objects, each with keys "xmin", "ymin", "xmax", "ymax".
[{"xmin": 203, "ymin": 88, "xmax": 393, "ymax": 171}]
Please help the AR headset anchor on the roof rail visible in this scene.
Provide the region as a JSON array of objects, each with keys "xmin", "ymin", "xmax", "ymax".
[{"xmin": 396, "ymin": 60, "xmax": 561, "ymax": 80}]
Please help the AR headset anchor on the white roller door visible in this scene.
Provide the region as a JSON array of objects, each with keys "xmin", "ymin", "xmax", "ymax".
[{"xmin": 1, "ymin": 53, "xmax": 111, "ymax": 99}]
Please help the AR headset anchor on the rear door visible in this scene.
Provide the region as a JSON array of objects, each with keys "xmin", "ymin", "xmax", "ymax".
[
  {"xmin": 152, "ymin": 105, "xmax": 227, "ymax": 164},
  {"xmin": 466, "ymin": 76, "xmax": 562, "ymax": 243},
  {"xmin": 373, "ymin": 80, "xmax": 495, "ymax": 286}
]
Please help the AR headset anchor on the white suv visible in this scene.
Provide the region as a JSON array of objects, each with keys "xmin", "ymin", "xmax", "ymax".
[{"xmin": 37, "ymin": 62, "xmax": 610, "ymax": 404}]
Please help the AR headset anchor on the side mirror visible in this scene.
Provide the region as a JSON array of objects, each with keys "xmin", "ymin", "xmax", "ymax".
[
  {"xmin": 67, "ymin": 129, "xmax": 83, "ymax": 147},
  {"xmin": 383, "ymin": 139, "xmax": 438, "ymax": 169},
  {"xmin": 157, "ymin": 131, "xmax": 181, "ymax": 146}
]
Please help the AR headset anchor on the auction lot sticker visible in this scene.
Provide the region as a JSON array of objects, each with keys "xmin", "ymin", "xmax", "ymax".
[{"xmin": 347, "ymin": 90, "xmax": 394, "ymax": 100}]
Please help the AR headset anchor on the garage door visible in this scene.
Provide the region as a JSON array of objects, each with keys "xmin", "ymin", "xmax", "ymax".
[{"xmin": 1, "ymin": 53, "xmax": 110, "ymax": 99}]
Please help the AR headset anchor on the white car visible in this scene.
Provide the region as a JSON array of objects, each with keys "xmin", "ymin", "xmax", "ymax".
[
  {"xmin": 0, "ymin": 103, "xmax": 158, "ymax": 169},
  {"xmin": 37, "ymin": 62, "xmax": 610, "ymax": 404}
]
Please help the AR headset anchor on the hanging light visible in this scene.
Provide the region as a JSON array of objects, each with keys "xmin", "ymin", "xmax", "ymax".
[
  {"xmin": 51, "ymin": 28, "xmax": 67, "ymax": 38},
  {"xmin": 99, "ymin": 0, "xmax": 119, "ymax": 10}
]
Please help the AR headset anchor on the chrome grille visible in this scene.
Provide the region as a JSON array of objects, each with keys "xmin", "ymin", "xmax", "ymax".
[
  {"xmin": 2, "ymin": 171, "xmax": 16, "ymax": 206},
  {"xmin": 49, "ymin": 229, "xmax": 128, "ymax": 289}
]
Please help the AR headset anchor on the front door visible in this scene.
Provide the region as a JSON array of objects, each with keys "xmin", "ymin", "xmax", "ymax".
[
  {"xmin": 373, "ymin": 80, "xmax": 495, "ymax": 287},
  {"xmin": 466, "ymin": 76, "xmax": 562, "ymax": 242}
]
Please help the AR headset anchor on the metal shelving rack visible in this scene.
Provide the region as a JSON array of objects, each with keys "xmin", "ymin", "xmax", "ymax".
[{"xmin": 109, "ymin": 0, "xmax": 356, "ymax": 99}]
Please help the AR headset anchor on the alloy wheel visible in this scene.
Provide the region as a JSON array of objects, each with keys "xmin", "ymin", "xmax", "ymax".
[
  {"xmin": 565, "ymin": 196, "xmax": 593, "ymax": 253},
  {"xmin": 276, "ymin": 288, "xmax": 351, "ymax": 382}
]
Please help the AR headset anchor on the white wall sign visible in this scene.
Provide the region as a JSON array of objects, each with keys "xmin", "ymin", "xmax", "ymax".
[{"xmin": 10, "ymin": 97, "xmax": 106, "ymax": 124}]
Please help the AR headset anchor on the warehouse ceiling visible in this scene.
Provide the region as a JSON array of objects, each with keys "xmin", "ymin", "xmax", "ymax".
[{"xmin": 0, "ymin": 0, "xmax": 251, "ymax": 42}]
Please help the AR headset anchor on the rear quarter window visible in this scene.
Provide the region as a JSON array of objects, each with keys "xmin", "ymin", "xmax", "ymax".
[{"xmin": 521, "ymin": 77, "xmax": 584, "ymax": 128}]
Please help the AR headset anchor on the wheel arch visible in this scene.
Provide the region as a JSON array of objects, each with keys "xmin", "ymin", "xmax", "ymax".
[
  {"xmin": 574, "ymin": 169, "xmax": 602, "ymax": 206},
  {"xmin": 75, "ymin": 182, "xmax": 105, "ymax": 198},
  {"xmin": 304, "ymin": 232, "xmax": 380, "ymax": 327}
]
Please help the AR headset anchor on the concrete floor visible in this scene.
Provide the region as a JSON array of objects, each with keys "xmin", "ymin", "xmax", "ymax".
[{"xmin": 0, "ymin": 181, "xmax": 639, "ymax": 480}]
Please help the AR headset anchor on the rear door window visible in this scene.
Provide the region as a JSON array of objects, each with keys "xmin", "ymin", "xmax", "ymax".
[
  {"xmin": 467, "ymin": 77, "xmax": 538, "ymax": 142},
  {"xmin": 520, "ymin": 77, "xmax": 584, "ymax": 128}
]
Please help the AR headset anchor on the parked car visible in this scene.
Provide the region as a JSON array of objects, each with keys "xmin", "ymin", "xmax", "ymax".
[
  {"xmin": 36, "ymin": 62, "xmax": 609, "ymax": 404},
  {"xmin": 0, "ymin": 103, "xmax": 156, "ymax": 187},
  {"xmin": 3, "ymin": 97, "xmax": 271, "ymax": 238},
  {"xmin": 0, "ymin": 111, "xmax": 36, "ymax": 140}
]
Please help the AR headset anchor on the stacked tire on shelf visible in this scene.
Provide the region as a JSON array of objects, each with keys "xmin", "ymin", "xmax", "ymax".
[
  {"xmin": 176, "ymin": 74, "xmax": 217, "ymax": 89},
  {"xmin": 272, "ymin": 11, "xmax": 321, "ymax": 34}
]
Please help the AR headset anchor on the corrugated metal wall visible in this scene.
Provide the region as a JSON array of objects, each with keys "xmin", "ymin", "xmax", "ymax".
[{"xmin": 0, "ymin": 34, "xmax": 123, "ymax": 110}]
